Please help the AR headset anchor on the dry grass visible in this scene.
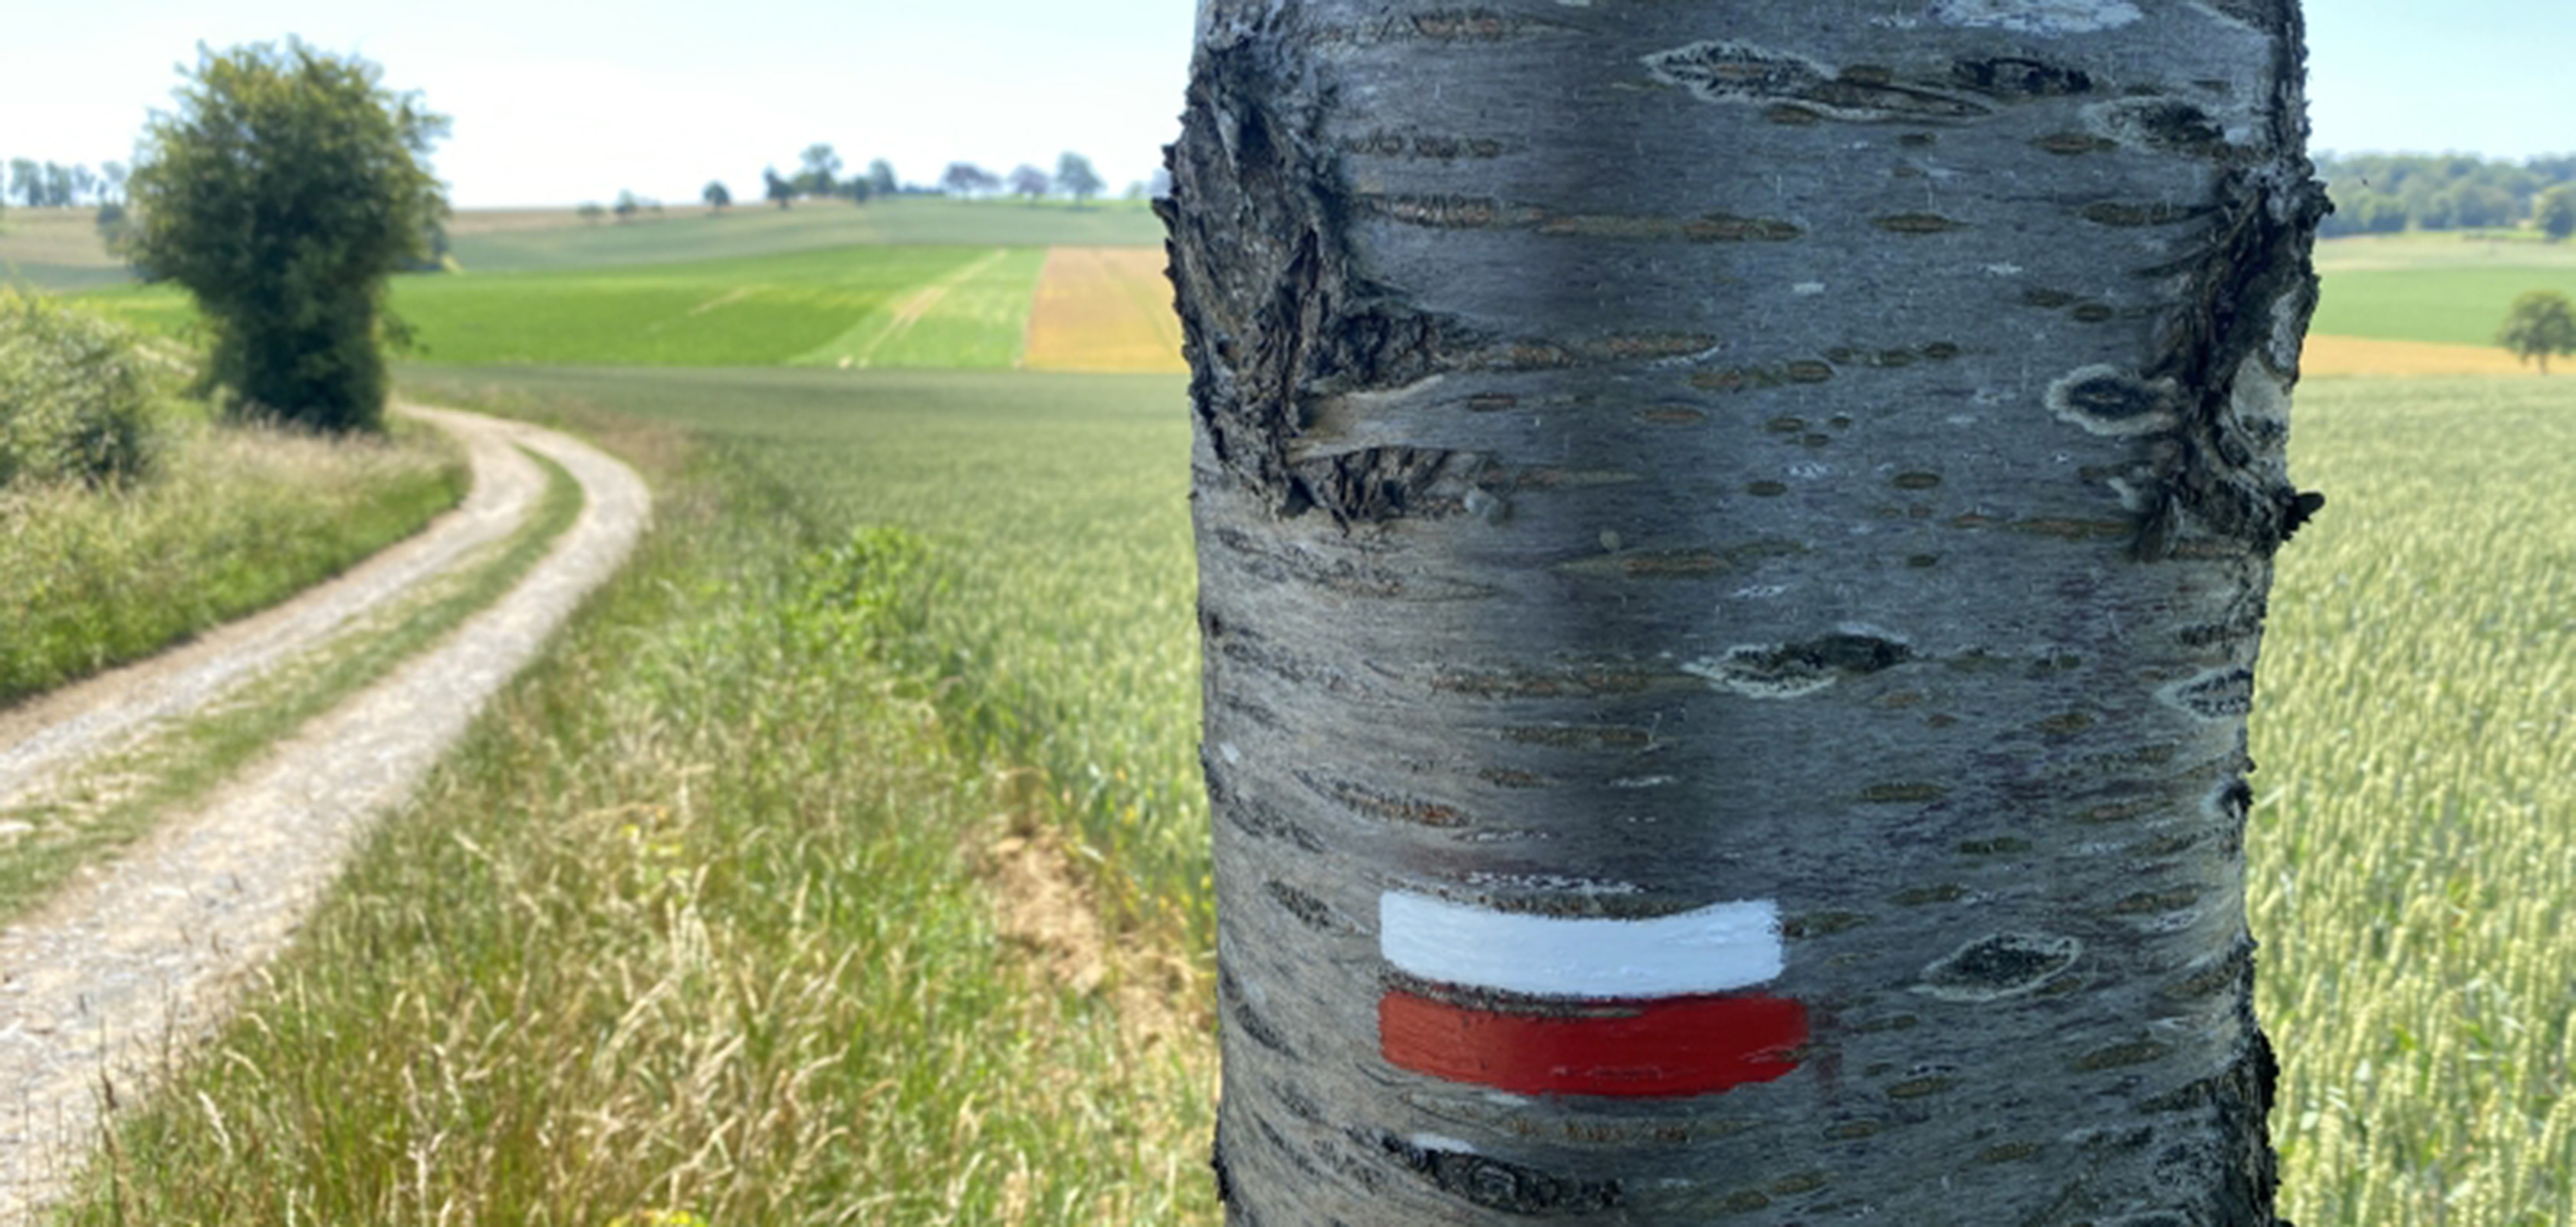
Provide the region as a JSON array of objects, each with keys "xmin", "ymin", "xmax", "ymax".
[
  {"xmin": 1021, "ymin": 248, "xmax": 1185, "ymax": 373},
  {"xmin": 2302, "ymin": 333, "xmax": 2537, "ymax": 377}
]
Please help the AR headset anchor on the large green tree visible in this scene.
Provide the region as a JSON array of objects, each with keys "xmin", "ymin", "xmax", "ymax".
[
  {"xmin": 2497, "ymin": 290, "xmax": 2576, "ymax": 373},
  {"xmin": 1166, "ymin": 1, "xmax": 2322, "ymax": 1221},
  {"xmin": 124, "ymin": 39, "xmax": 448, "ymax": 433}
]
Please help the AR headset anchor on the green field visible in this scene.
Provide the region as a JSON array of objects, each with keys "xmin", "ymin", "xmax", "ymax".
[
  {"xmin": 2, "ymin": 198, "xmax": 1165, "ymax": 294},
  {"xmin": 2315, "ymin": 268, "xmax": 2576, "ymax": 346},
  {"xmin": 403, "ymin": 245, "xmax": 1046, "ymax": 367},
  {"xmin": 2307, "ymin": 232, "xmax": 2576, "ymax": 345},
  {"xmin": 80, "ymin": 245, "xmax": 1050, "ymax": 368},
  {"xmin": 450, "ymin": 197, "xmax": 1165, "ymax": 272},
  {"xmin": 2252, "ymin": 377, "xmax": 2576, "ymax": 1225}
]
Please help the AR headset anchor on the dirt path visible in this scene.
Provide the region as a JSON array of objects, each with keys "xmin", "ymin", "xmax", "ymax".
[{"xmin": 0, "ymin": 406, "xmax": 649, "ymax": 1219}]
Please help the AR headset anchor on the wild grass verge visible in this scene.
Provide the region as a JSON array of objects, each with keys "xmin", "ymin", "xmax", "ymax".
[
  {"xmin": 0, "ymin": 416, "xmax": 468, "ymax": 704},
  {"xmin": 0, "ymin": 447, "xmax": 580, "ymax": 925},
  {"xmin": 62, "ymin": 395, "xmax": 1218, "ymax": 1226}
]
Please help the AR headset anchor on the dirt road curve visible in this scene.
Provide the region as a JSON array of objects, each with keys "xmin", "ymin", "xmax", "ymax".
[{"xmin": 0, "ymin": 406, "xmax": 649, "ymax": 1218}]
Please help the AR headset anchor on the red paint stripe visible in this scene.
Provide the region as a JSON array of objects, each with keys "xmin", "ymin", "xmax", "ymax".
[{"xmin": 1379, "ymin": 991, "xmax": 1807, "ymax": 1097}]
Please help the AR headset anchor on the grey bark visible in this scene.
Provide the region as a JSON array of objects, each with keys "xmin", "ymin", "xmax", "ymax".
[{"xmin": 1162, "ymin": 2, "xmax": 2323, "ymax": 1223}]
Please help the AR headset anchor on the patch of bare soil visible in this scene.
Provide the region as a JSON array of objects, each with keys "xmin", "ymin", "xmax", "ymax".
[{"xmin": 978, "ymin": 789, "xmax": 1204, "ymax": 1055}]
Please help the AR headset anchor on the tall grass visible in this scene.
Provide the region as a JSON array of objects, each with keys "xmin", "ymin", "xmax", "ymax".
[
  {"xmin": 402, "ymin": 366, "xmax": 1208, "ymax": 936},
  {"xmin": 64, "ymin": 402, "xmax": 1217, "ymax": 1225},
  {"xmin": 2252, "ymin": 376, "xmax": 2576, "ymax": 1225},
  {"xmin": 0, "ymin": 415, "xmax": 466, "ymax": 703}
]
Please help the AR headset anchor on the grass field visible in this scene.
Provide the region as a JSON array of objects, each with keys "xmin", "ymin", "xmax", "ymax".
[
  {"xmin": 71, "ymin": 227, "xmax": 1194, "ymax": 372},
  {"xmin": 449, "ymin": 197, "xmax": 1166, "ymax": 274},
  {"xmin": 2305, "ymin": 232, "xmax": 2576, "ymax": 347},
  {"xmin": 0, "ymin": 207, "xmax": 132, "ymax": 292},
  {"xmin": 2, "ymin": 199, "xmax": 1168, "ymax": 294},
  {"xmin": 75, "ymin": 245, "xmax": 1045, "ymax": 369}
]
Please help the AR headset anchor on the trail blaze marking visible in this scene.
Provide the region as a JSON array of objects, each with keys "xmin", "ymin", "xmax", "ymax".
[{"xmin": 1377, "ymin": 892, "xmax": 1806, "ymax": 1097}]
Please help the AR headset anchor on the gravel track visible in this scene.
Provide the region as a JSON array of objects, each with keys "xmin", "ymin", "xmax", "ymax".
[{"xmin": 0, "ymin": 406, "xmax": 649, "ymax": 1219}]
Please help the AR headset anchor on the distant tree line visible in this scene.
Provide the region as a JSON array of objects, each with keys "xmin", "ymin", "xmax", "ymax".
[
  {"xmin": 688, "ymin": 148, "xmax": 907, "ymax": 218},
  {"xmin": 597, "ymin": 144, "xmax": 1127, "ymax": 224},
  {"xmin": 2319, "ymin": 152, "xmax": 2576, "ymax": 238},
  {"xmin": 934, "ymin": 152, "xmax": 1108, "ymax": 204},
  {"xmin": 2, "ymin": 159, "xmax": 129, "ymax": 212}
]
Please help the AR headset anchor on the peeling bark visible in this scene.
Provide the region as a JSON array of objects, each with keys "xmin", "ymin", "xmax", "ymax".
[{"xmin": 1168, "ymin": 2, "xmax": 2317, "ymax": 1222}]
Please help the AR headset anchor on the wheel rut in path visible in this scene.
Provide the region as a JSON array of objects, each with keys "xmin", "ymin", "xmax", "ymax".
[{"xmin": 0, "ymin": 405, "xmax": 651, "ymax": 1218}]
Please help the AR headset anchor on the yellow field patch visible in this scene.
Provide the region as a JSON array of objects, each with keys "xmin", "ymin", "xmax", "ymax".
[
  {"xmin": 1022, "ymin": 247, "xmax": 1185, "ymax": 373},
  {"xmin": 2301, "ymin": 334, "xmax": 2538, "ymax": 377}
]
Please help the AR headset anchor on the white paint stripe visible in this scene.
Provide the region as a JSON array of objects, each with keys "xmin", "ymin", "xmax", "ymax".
[{"xmin": 1380, "ymin": 892, "xmax": 1783, "ymax": 999}]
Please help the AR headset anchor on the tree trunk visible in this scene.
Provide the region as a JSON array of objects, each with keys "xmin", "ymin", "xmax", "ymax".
[{"xmin": 1162, "ymin": 2, "xmax": 2324, "ymax": 1222}]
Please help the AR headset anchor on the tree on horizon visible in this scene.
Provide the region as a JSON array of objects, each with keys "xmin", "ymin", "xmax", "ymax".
[{"xmin": 1055, "ymin": 151, "xmax": 1104, "ymax": 204}]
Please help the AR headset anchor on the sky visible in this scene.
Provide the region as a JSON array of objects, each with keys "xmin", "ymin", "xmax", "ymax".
[{"xmin": 1, "ymin": 1, "xmax": 2569, "ymax": 210}]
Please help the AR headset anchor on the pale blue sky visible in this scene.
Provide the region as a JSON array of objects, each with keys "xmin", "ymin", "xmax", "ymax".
[{"xmin": 0, "ymin": 2, "xmax": 2565, "ymax": 209}]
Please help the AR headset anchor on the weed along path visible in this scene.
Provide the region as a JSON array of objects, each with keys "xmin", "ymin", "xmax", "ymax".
[{"xmin": 0, "ymin": 406, "xmax": 649, "ymax": 1218}]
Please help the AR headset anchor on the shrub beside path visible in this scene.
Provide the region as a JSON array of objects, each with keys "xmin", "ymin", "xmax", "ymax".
[{"xmin": 0, "ymin": 406, "xmax": 649, "ymax": 1218}]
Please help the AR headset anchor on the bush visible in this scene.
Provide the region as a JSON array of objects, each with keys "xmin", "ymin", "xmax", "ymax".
[{"xmin": 0, "ymin": 289, "xmax": 163, "ymax": 489}]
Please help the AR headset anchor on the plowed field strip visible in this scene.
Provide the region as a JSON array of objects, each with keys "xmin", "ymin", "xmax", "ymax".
[
  {"xmin": 2302, "ymin": 334, "xmax": 2535, "ymax": 377},
  {"xmin": 1023, "ymin": 247, "xmax": 1185, "ymax": 373}
]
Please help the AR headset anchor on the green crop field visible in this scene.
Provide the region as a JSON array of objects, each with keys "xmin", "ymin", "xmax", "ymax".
[
  {"xmin": 449, "ymin": 196, "xmax": 1165, "ymax": 273},
  {"xmin": 2313, "ymin": 266, "xmax": 2576, "ymax": 347},
  {"xmin": 2251, "ymin": 374, "xmax": 2576, "ymax": 1225},
  {"xmin": 2308, "ymin": 232, "xmax": 2576, "ymax": 346},
  {"xmin": 79, "ymin": 244, "xmax": 1053, "ymax": 368},
  {"xmin": 7, "ymin": 196, "xmax": 1164, "ymax": 296}
]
